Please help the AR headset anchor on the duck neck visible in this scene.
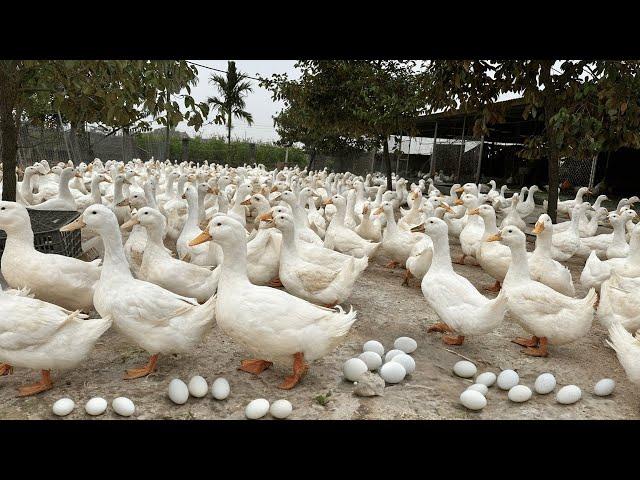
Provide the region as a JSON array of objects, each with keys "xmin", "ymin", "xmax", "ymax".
[
  {"xmin": 611, "ymin": 220, "xmax": 627, "ymax": 246},
  {"xmin": 185, "ymin": 195, "xmax": 199, "ymax": 229},
  {"xmin": 4, "ymin": 223, "xmax": 35, "ymax": 251},
  {"xmin": 219, "ymin": 238, "xmax": 249, "ymax": 283},
  {"xmin": 100, "ymin": 226, "xmax": 133, "ymax": 279},
  {"xmin": 308, "ymin": 197, "xmax": 318, "ymax": 214},
  {"xmin": 332, "ymin": 202, "xmax": 346, "ymax": 226},
  {"xmin": 385, "ymin": 210, "xmax": 398, "ymax": 235},
  {"xmin": 534, "ymin": 228, "xmax": 553, "ymax": 258},
  {"xmin": 90, "ymin": 177, "xmax": 103, "ymax": 204},
  {"xmin": 58, "ymin": 174, "xmax": 73, "ymax": 200},
  {"xmin": 505, "ymin": 241, "xmax": 531, "ymax": 283},
  {"xmin": 279, "ymin": 226, "xmax": 298, "ymax": 256},
  {"xmin": 480, "ymin": 213, "xmax": 499, "ymax": 239},
  {"xmin": 197, "ymin": 191, "xmax": 206, "ymax": 222},
  {"xmin": 430, "ymin": 233, "xmax": 453, "ymax": 272}
]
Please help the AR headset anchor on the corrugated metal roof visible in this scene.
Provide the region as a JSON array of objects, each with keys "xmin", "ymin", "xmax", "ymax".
[{"xmin": 387, "ymin": 136, "xmax": 479, "ymax": 156}]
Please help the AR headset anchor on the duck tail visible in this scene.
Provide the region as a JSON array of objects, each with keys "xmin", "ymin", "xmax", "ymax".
[
  {"xmin": 582, "ymin": 287, "xmax": 598, "ymax": 309},
  {"xmin": 330, "ymin": 305, "xmax": 358, "ymax": 338},
  {"xmin": 606, "ymin": 322, "xmax": 640, "ymax": 385},
  {"xmin": 365, "ymin": 242, "xmax": 381, "ymax": 258}
]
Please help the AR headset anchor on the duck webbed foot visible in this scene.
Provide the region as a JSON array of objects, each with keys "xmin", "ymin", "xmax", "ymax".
[
  {"xmin": 443, "ymin": 335, "xmax": 465, "ymax": 345},
  {"xmin": 453, "ymin": 254, "xmax": 466, "ymax": 265},
  {"xmin": 0, "ymin": 363, "xmax": 13, "ymax": 376},
  {"xmin": 428, "ymin": 322, "xmax": 453, "ymax": 333},
  {"xmin": 124, "ymin": 354, "xmax": 159, "ymax": 379},
  {"xmin": 278, "ymin": 352, "xmax": 309, "ymax": 390},
  {"xmin": 239, "ymin": 359, "xmax": 273, "ymax": 375},
  {"xmin": 268, "ymin": 277, "xmax": 283, "ymax": 288},
  {"xmin": 512, "ymin": 336, "xmax": 539, "ymax": 348},
  {"xmin": 17, "ymin": 370, "xmax": 53, "ymax": 397},
  {"xmin": 523, "ymin": 337, "xmax": 548, "ymax": 357},
  {"xmin": 401, "ymin": 270, "xmax": 413, "ymax": 287},
  {"xmin": 484, "ymin": 280, "xmax": 502, "ymax": 292}
]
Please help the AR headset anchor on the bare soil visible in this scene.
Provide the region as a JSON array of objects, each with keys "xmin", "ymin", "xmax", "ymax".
[{"xmin": 1, "ymin": 208, "xmax": 638, "ymax": 420}]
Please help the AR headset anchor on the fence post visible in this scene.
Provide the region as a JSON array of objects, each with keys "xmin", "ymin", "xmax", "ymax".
[
  {"xmin": 588, "ymin": 154, "xmax": 598, "ymax": 190},
  {"xmin": 455, "ymin": 116, "xmax": 466, "ymax": 182},
  {"xmin": 475, "ymin": 134, "xmax": 485, "ymax": 184}
]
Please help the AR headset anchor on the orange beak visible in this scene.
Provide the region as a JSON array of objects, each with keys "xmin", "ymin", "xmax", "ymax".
[
  {"xmin": 323, "ymin": 198, "xmax": 333, "ymax": 205},
  {"xmin": 486, "ymin": 233, "xmax": 502, "ymax": 242},
  {"xmin": 60, "ymin": 217, "xmax": 86, "ymax": 232},
  {"xmin": 189, "ymin": 231, "xmax": 213, "ymax": 246},
  {"xmin": 468, "ymin": 208, "xmax": 480, "ymax": 215},
  {"xmin": 532, "ymin": 222, "xmax": 545, "ymax": 234},
  {"xmin": 455, "ymin": 187, "xmax": 464, "ymax": 193},
  {"xmin": 454, "ymin": 198, "xmax": 464, "ymax": 206}
]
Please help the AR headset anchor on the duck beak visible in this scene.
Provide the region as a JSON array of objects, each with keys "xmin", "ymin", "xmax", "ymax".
[
  {"xmin": 121, "ymin": 216, "xmax": 139, "ymax": 230},
  {"xmin": 208, "ymin": 187, "xmax": 219, "ymax": 195},
  {"xmin": 410, "ymin": 223, "xmax": 425, "ymax": 233},
  {"xmin": 270, "ymin": 185, "xmax": 279, "ymax": 193},
  {"xmin": 104, "ymin": 176, "xmax": 113, "ymax": 183},
  {"xmin": 258, "ymin": 212, "xmax": 275, "ymax": 227},
  {"xmin": 455, "ymin": 187, "xmax": 464, "ymax": 193},
  {"xmin": 323, "ymin": 198, "xmax": 333, "ymax": 205},
  {"xmin": 486, "ymin": 233, "xmax": 502, "ymax": 242},
  {"xmin": 362, "ymin": 204, "xmax": 369, "ymax": 214},
  {"xmin": 189, "ymin": 231, "xmax": 213, "ymax": 246},
  {"xmin": 373, "ymin": 207, "xmax": 384, "ymax": 215},
  {"xmin": 117, "ymin": 199, "xmax": 130, "ymax": 207},
  {"xmin": 60, "ymin": 217, "xmax": 86, "ymax": 232},
  {"xmin": 241, "ymin": 196, "xmax": 252, "ymax": 205},
  {"xmin": 468, "ymin": 208, "xmax": 480, "ymax": 215},
  {"xmin": 532, "ymin": 222, "xmax": 545, "ymax": 234},
  {"xmin": 454, "ymin": 198, "xmax": 464, "ymax": 206}
]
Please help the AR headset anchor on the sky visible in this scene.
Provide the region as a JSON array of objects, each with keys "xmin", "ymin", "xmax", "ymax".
[{"xmin": 172, "ymin": 60, "xmax": 301, "ymax": 143}]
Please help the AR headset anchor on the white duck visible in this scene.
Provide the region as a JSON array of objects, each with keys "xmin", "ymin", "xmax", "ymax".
[
  {"xmin": 375, "ymin": 200, "xmax": 424, "ymax": 268},
  {"xmin": 28, "ymin": 167, "xmax": 78, "ymax": 211},
  {"xmin": 529, "ymin": 214, "xmax": 575, "ymax": 296},
  {"xmin": 606, "ymin": 323, "xmax": 640, "ymax": 388},
  {"xmin": 176, "ymin": 186, "xmax": 210, "ymax": 265},
  {"xmin": 457, "ymin": 193, "xmax": 484, "ymax": 265},
  {"xmin": 0, "ymin": 287, "xmax": 111, "ymax": 396},
  {"xmin": 272, "ymin": 212, "xmax": 367, "ymax": 307},
  {"xmin": 324, "ymin": 195, "xmax": 380, "ymax": 259},
  {"xmin": 0, "ymin": 201, "xmax": 100, "ymax": 312},
  {"xmin": 550, "ymin": 202, "xmax": 590, "ymax": 261},
  {"xmin": 419, "ymin": 217, "xmax": 507, "ymax": 345},
  {"xmin": 190, "ymin": 215, "xmax": 357, "ymax": 389},
  {"xmin": 472, "ymin": 204, "xmax": 512, "ymax": 292},
  {"xmin": 515, "ymin": 185, "xmax": 539, "ymax": 219},
  {"xmin": 553, "ymin": 206, "xmax": 608, "ymax": 237},
  {"xmin": 491, "ymin": 226, "xmax": 596, "ymax": 357},
  {"xmin": 354, "ymin": 202, "xmax": 382, "ymax": 242},
  {"xmin": 500, "ymin": 193, "xmax": 527, "ymax": 231},
  {"xmin": 131, "ymin": 207, "xmax": 219, "ymax": 303},
  {"xmin": 61, "ymin": 204, "xmax": 216, "ymax": 379}
]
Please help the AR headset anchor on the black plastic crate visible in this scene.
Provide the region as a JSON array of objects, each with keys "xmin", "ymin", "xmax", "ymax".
[{"xmin": 0, "ymin": 209, "xmax": 82, "ymax": 261}]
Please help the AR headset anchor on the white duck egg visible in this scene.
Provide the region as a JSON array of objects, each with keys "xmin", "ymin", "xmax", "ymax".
[
  {"xmin": 168, "ymin": 379, "xmax": 190, "ymax": 405},
  {"xmin": 460, "ymin": 390, "xmax": 486, "ymax": 410},
  {"xmin": 394, "ymin": 336, "xmax": 417, "ymax": 354},
  {"xmin": 211, "ymin": 378, "xmax": 230, "ymax": 400},
  {"xmin": 391, "ymin": 353, "xmax": 416, "ymax": 374},
  {"xmin": 508, "ymin": 385, "xmax": 532, "ymax": 403},
  {"xmin": 453, "ymin": 360, "xmax": 477, "ymax": 378},
  {"xmin": 534, "ymin": 373, "xmax": 556, "ymax": 394},
  {"xmin": 112, "ymin": 397, "xmax": 135, "ymax": 417},
  {"xmin": 363, "ymin": 340, "xmax": 385, "ymax": 356},
  {"xmin": 594, "ymin": 379, "xmax": 615, "ymax": 396},
  {"xmin": 52, "ymin": 398, "xmax": 75, "ymax": 417},
  {"xmin": 497, "ymin": 370, "xmax": 519, "ymax": 390},
  {"xmin": 467, "ymin": 383, "xmax": 488, "ymax": 396},
  {"xmin": 188, "ymin": 375, "xmax": 209, "ymax": 398},
  {"xmin": 245, "ymin": 399, "xmax": 270, "ymax": 419},
  {"xmin": 475, "ymin": 372, "xmax": 497, "ymax": 387},
  {"xmin": 269, "ymin": 399, "xmax": 293, "ymax": 419},
  {"xmin": 343, "ymin": 358, "xmax": 369, "ymax": 382},
  {"xmin": 358, "ymin": 351, "xmax": 383, "ymax": 371},
  {"xmin": 384, "ymin": 349, "xmax": 405, "ymax": 363},
  {"xmin": 556, "ymin": 385, "xmax": 582, "ymax": 405},
  {"xmin": 379, "ymin": 362, "xmax": 406, "ymax": 384},
  {"xmin": 85, "ymin": 397, "xmax": 108, "ymax": 416}
]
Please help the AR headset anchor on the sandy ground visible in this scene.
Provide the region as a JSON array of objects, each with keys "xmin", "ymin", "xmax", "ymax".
[{"xmin": 1, "ymin": 206, "xmax": 638, "ymax": 420}]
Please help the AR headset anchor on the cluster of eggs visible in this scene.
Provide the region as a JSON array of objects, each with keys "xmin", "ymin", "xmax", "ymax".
[
  {"xmin": 168, "ymin": 376, "xmax": 230, "ymax": 404},
  {"xmin": 52, "ymin": 396, "xmax": 135, "ymax": 417},
  {"xmin": 245, "ymin": 398, "xmax": 293, "ymax": 419},
  {"xmin": 343, "ymin": 336, "xmax": 417, "ymax": 385},
  {"xmin": 453, "ymin": 360, "xmax": 616, "ymax": 411}
]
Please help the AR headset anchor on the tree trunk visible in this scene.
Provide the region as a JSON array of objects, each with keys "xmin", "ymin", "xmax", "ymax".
[
  {"xmin": 0, "ymin": 68, "xmax": 18, "ymax": 202},
  {"xmin": 308, "ymin": 148, "xmax": 317, "ymax": 170},
  {"xmin": 547, "ymin": 149, "xmax": 560, "ymax": 222},
  {"xmin": 383, "ymin": 138, "xmax": 392, "ymax": 191}
]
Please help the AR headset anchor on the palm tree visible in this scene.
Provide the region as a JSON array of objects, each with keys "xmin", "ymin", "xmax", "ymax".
[{"xmin": 207, "ymin": 61, "xmax": 254, "ymax": 146}]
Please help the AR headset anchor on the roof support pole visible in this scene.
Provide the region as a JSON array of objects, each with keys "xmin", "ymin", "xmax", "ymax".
[
  {"xmin": 429, "ymin": 121, "xmax": 438, "ymax": 178},
  {"xmin": 475, "ymin": 134, "xmax": 485, "ymax": 184},
  {"xmin": 455, "ymin": 115, "xmax": 467, "ymax": 183}
]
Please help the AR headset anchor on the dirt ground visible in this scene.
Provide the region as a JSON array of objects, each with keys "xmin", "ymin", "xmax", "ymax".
[{"xmin": 1, "ymin": 206, "xmax": 638, "ymax": 420}]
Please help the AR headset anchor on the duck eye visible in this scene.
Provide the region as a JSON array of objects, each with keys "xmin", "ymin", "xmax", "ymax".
[
  {"xmin": 0, "ymin": 207, "xmax": 4, "ymax": 211},
  {"xmin": 216, "ymin": 222, "xmax": 221, "ymax": 226},
  {"xmin": 92, "ymin": 211, "xmax": 97, "ymax": 215}
]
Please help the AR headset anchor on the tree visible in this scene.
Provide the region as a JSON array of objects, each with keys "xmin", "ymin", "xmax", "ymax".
[
  {"xmin": 422, "ymin": 60, "xmax": 640, "ymax": 221},
  {"xmin": 207, "ymin": 61, "xmax": 254, "ymax": 147},
  {"xmin": 262, "ymin": 60, "xmax": 425, "ymax": 190},
  {"xmin": 0, "ymin": 60, "xmax": 210, "ymax": 201}
]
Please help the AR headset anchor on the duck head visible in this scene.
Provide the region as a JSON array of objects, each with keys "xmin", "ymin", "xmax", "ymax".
[{"xmin": 532, "ymin": 214, "xmax": 553, "ymax": 235}]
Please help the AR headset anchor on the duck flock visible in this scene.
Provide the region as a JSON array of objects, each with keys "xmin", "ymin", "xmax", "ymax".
[{"xmin": 0, "ymin": 158, "xmax": 639, "ymax": 405}]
